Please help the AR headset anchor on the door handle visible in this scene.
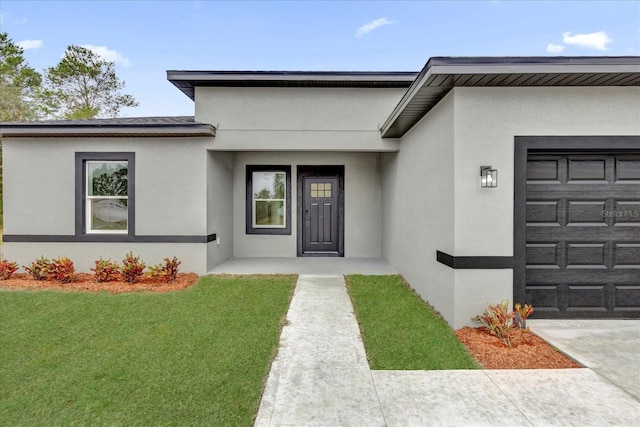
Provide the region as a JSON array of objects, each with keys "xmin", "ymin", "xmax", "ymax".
[{"xmin": 305, "ymin": 209, "xmax": 310, "ymax": 220}]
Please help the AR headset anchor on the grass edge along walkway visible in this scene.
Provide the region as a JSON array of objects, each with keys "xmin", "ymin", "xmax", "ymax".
[
  {"xmin": 0, "ymin": 274, "xmax": 296, "ymax": 427},
  {"xmin": 346, "ymin": 274, "xmax": 479, "ymax": 370}
]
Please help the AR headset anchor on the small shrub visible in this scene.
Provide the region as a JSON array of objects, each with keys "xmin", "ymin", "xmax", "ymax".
[
  {"xmin": 0, "ymin": 260, "xmax": 19, "ymax": 280},
  {"xmin": 50, "ymin": 257, "xmax": 76, "ymax": 283},
  {"xmin": 147, "ymin": 256, "xmax": 181, "ymax": 283},
  {"xmin": 91, "ymin": 258, "xmax": 121, "ymax": 283},
  {"xmin": 24, "ymin": 256, "xmax": 52, "ymax": 281},
  {"xmin": 514, "ymin": 302, "xmax": 534, "ymax": 329},
  {"xmin": 120, "ymin": 251, "xmax": 145, "ymax": 284},
  {"xmin": 473, "ymin": 300, "xmax": 515, "ymax": 347}
]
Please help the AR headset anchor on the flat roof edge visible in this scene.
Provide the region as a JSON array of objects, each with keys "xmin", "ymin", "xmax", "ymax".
[
  {"xmin": 427, "ymin": 56, "xmax": 640, "ymax": 66},
  {"xmin": 0, "ymin": 125, "xmax": 216, "ymax": 138},
  {"xmin": 166, "ymin": 70, "xmax": 418, "ymax": 81}
]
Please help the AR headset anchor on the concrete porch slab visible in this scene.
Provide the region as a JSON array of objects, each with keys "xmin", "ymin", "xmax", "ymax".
[{"xmin": 210, "ymin": 257, "xmax": 398, "ymax": 275}]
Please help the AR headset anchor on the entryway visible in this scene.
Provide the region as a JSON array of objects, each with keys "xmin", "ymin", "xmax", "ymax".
[{"xmin": 297, "ymin": 166, "xmax": 344, "ymax": 257}]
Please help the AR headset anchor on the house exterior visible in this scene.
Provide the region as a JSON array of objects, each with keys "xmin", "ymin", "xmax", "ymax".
[{"xmin": 2, "ymin": 56, "xmax": 639, "ymax": 328}]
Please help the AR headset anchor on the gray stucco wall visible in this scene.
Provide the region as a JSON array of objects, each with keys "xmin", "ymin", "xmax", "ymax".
[
  {"xmin": 383, "ymin": 86, "xmax": 640, "ymax": 328},
  {"xmin": 381, "ymin": 92, "xmax": 457, "ymax": 323},
  {"xmin": 451, "ymin": 86, "xmax": 640, "ymax": 327},
  {"xmin": 3, "ymin": 136, "xmax": 213, "ymax": 274},
  {"xmin": 195, "ymin": 86, "xmax": 404, "ymax": 259},
  {"xmin": 233, "ymin": 151, "xmax": 382, "ymax": 258},
  {"xmin": 195, "ymin": 87, "xmax": 405, "ymax": 152},
  {"xmin": 206, "ymin": 151, "xmax": 234, "ymax": 271}
]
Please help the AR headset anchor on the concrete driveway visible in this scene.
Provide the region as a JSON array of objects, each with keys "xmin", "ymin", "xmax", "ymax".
[{"xmin": 529, "ymin": 319, "xmax": 640, "ymax": 401}]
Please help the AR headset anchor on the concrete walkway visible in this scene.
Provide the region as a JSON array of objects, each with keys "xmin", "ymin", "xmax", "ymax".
[{"xmin": 255, "ymin": 275, "xmax": 640, "ymax": 427}]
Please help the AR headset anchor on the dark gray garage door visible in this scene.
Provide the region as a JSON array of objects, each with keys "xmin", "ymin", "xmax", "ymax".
[{"xmin": 526, "ymin": 152, "xmax": 640, "ymax": 318}]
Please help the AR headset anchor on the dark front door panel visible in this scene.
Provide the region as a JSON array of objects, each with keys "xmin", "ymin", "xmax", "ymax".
[
  {"xmin": 526, "ymin": 153, "xmax": 640, "ymax": 317},
  {"xmin": 303, "ymin": 177, "xmax": 339, "ymax": 254}
]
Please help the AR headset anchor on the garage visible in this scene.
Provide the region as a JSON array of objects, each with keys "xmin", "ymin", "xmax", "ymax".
[{"xmin": 524, "ymin": 150, "xmax": 640, "ymax": 317}]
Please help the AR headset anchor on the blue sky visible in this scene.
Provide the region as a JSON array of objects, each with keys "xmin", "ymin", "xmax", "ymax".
[{"xmin": 1, "ymin": 0, "xmax": 638, "ymax": 117}]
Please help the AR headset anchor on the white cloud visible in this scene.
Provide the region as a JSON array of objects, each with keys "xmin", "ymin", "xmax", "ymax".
[
  {"xmin": 562, "ymin": 31, "xmax": 613, "ymax": 51},
  {"xmin": 17, "ymin": 39, "xmax": 43, "ymax": 50},
  {"xmin": 546, "ymin": 43, "xmax": 565, "ymax": 53},
  {"xmin": 356, "ymin": 17, "xmax": 394, "ymax": 38},
  {"xmin": 82, "ymin": 44, "xmax": 131, "ymax": 66}
]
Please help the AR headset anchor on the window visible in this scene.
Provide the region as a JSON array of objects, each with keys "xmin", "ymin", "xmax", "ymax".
[
  {"xmin": 76, "ymin": 153, "xmax": 135, "ymax": 238},
  {"xmin": 246, "ymin": 165, "xmax": 291, "ymax": 235},
  {"xmin": 86, "ymin": 161, "xmax": 128, "ymax": 233}
]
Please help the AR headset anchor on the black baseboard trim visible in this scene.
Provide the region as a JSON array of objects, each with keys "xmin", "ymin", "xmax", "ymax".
[
  {"xmin": 437, "ymin": 250, "xmax": 514, "ymax": 269},
  {"xmin": 3, "ymin": 234, "xmax": 217, "ymax": 244}
]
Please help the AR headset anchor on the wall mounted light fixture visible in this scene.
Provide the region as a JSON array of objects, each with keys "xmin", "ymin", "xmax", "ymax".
[{"xmin": 480, "ymin": 166, "xmax": 497, "ymax": 188}]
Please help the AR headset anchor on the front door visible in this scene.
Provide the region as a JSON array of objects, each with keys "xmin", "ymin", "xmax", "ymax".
[{"xmin": 302, "ymin": 176, "xmax": 340, "ymax": 255}]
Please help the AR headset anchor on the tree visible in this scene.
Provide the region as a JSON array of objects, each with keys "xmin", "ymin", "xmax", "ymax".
[
  {"xmin": 0, "ymin": 32, "xmax": 43, "ymax": 122},
  {"xmin": 43, "ymin": 45, "xmax": 138, "ymax": 119}
]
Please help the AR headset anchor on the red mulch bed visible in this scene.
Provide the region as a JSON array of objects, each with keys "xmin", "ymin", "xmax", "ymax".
[
  {"xmin": 0, "ymin": 272, "xmax": 199, "ymax": 293},
  {"xmin": 456, "ymin": 326, "xmax": 581, "ymax": 369}
]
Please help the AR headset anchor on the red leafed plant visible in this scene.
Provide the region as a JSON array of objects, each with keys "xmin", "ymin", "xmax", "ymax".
[
  {"xmin": 473, "ymin": 300, "xmax": 516, "ymax": 347},
  {"xmin": 0, "ymin": 260, "xmax": 19, "ymax": 280},
  {"xmin": 120, "ymin": 252, "xmax": 146, "ymax": 284},
  {"xmin": 91, "ymin": 258, "xmax": 121, "ymax": 283},
  {"xmin": 50, "ymin": 257, "xmax": 77, "ymax": 283},
  {"xmin": 147, "ymin": 256, "xmax": 181, "ymax": 283},
  {"xmin": 514, "ymin": 303, "xmax": 534, "ymax": 329},
  {"xmin": 472, "ymin": 300, "xmax": 535, "ymax": 347},
  {"xmin": 24, "ymin": 256, "xmax": 52, "ymax": 281}
]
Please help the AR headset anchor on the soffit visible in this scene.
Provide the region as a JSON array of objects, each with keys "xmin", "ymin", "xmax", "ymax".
[{"xmin": 381, "ymin": 56, "xmax": 640, "ymax": 138}]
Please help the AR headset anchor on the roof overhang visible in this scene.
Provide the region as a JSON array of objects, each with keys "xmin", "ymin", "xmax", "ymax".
[
  {"xmin": 381, "ymin": 56, "xmax": 640, "ymax": 138},
  {"xmin": 0, "ymin": 116, "xmax": 216, "ymax": 138},
  {"xmin": 167, "ymin": 70, "xmax": 417, "ymax": 100}
]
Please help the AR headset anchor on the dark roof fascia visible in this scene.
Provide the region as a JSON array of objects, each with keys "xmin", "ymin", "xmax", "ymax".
[
  {"xmin": 0, "ymin": 121, "xmax": 216, "ymax": 138},
  {"xmin": 380, "ymin": 56, "xmax": 640, "ymax": 138},
  {"xmin": 425, "ymin": 55, "xmax": 640, "ymax": 74},
  {"xmin": 167, "ymin": 70, "xmax": 418, "ymax": 100}
]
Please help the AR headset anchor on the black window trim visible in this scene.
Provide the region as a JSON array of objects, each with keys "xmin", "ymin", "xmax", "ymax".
[
  {"xmin": 246, "ymin": 165, "xmax": 292, "ymax": 235},
  {"xmin": 75, "ymin": 152, "xmax": 135, "ymax": 240}
]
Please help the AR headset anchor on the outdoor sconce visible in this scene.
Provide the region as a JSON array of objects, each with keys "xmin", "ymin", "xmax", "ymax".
[{"xmin": 480, "ymin": 166, "xmax": 497, "ymax": 188}]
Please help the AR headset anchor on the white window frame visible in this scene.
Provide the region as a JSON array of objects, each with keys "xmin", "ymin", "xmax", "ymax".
[
  {"xmin": 86, "ymin": 160, "xmax": 128, "ymax": 234},
  {"xmin": 246, "ymin": 165, "xmax": 291, "ymax": 235},
  {"xmin": 252, "ymin": 171, "xmax": 287, "ymax": 229}
]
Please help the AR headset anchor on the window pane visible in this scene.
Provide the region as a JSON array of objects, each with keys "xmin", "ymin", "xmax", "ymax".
[
  {"xmin": 255, "ymin": 200, "xmax": 285, "ymax": 226},
  {"xmin": 253, "ymin": 171, "xmax": 285, "ymax": 199},
  {"xmin": 88, "ymin": 161, "xmax": 128, "ymax": 196},
  {"xmin": 91, "ymin": 199, "xmax": 128, "ymax": 231}
]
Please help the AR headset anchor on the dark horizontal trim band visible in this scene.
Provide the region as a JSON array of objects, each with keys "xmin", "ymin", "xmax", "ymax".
[
  {"xmin": 436, "ymin": 250, "xmax": 514, "ymax": 269},
  {"xmin": 3, "ymin": 234, "xmax": 217, "ymax": 243}
]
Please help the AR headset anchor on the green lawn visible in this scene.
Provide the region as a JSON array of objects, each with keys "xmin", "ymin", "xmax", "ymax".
[
  {"xmin": 346, "ymin": 275, "xmax": 479, "ymax": 370},
  {"xmin": 0, "ymin": 274, "xmax": 296, "ymax": 426}
]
